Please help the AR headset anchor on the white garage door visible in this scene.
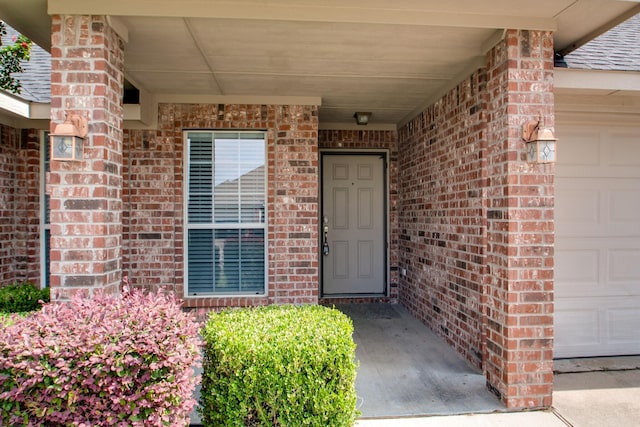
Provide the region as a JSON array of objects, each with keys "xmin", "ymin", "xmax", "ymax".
[{"xmin": 555, "ymin": 122, "xmax": 640, "ymax": 358}]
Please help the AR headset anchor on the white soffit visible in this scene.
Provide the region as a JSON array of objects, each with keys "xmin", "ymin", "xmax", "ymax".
[{"xmin": 1, "ymin": 0, "xmax": 639, "ymax": 126}]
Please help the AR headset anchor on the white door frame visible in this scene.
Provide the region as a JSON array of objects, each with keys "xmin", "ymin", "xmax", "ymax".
[{"xmin": 319, "ymin": 149, "xmax": 390, "ymax": 297}]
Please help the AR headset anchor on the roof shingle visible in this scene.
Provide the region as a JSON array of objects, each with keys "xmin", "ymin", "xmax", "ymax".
[{"xmin": 562, "ymin": 13, "xmax": 640, "ymax": 72}]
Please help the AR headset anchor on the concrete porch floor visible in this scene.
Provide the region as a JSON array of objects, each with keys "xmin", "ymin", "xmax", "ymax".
[
  {"xmin": 190, "ymin": 303, "xmax": 640, "ymax": 426},
  {"xmin": 335, "ymin": 303, "xmax": 503, "ymax": 418},
  {"xmin": 190, "ymin": 302, "xmax": 503, "ymax": 425}
]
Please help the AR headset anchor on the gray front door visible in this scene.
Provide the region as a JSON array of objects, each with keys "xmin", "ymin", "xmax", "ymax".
[{"xmin": 321, "ymin": 153, "xmax": 386, "ymax": 296}]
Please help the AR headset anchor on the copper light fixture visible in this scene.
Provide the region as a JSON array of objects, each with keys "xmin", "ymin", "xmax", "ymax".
[
  {"xmin": 50, "ymin": 114, "xmax": 88, "ymax": 161},
  {"xmin": 522, "ymin": 116, "xmax": 557, "ymax": 163}
]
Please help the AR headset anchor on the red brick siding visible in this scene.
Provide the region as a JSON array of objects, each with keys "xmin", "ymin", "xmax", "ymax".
[
  {"xmin": 397, "ymin": 29, "xmax": 554, "ymax": 409},
  {"xmin": 0, "ymin": 126, "xmax": 18, "ymax": 284},
  {"xmin": 122, "ymin": 130, "xmax": 179, "ymax": 293},
  {"xmin": 0, "ymin": 126, "xmax": 42, "ymax": 286},
  {"xmin": 484, "ymin": 30, "xmax": 555, "ymax": 409},
  {"xmin": 318, "ymin": 130, "xmax": 399, "ymax": 302},
  {"xmin": 49, "ymin": 15, "xmax": 124, "ymax": 300},
  {"xmin": 14, "ymin": 129, "xmax": 42, "ymax": 285},
  {"xmin": 122, "ymin": 127, "xmax": 188, "ymax": 299},
  {"xmin": 123, "ymin": 103, "xmax": 319, "ymax": 310},
  {"xmin": 398, "ymin": 71, "xmax": 488, "ymax": 370}
]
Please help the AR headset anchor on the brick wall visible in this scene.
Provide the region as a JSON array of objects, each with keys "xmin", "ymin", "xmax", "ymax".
[
  {"xmin": 398, "ymin": 71, "xmax": 488, "ymax": 369},
  {"xmin": 318, "ymin": 129, "xmax": 399, "ymax": 302},
  {"xmin": 484, "ymin": 29, "xmax": 555, "ymax": 409},
  {"xmin": 122, "ymin": 129, "xmax": 179, "ymax": 293},
  {"xmin": 123, "ymin": 103, "xmax": 319, "ymax": 309},
  {"xmin": 13, "ymin": 129, "xmax": 42, "ymax": 285},
  {"xmin": 0, "ymin": 125, "xmax": 20, "ymax": 284},
  {"xmin": 397, "ymin": 29, "xmax": 555, "ymax": 409},
  {"xmin": 0, "ymin": 126, "xmax": 41, "ymax": 286},
  {"xmin": 49, "ymin": 15, "xmax": 124, "ymax": 300}
]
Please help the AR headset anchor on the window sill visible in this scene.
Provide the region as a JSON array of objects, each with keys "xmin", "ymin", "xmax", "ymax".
[{"xmin": 182, "ymin": 294, "xmax": 269, "ymax": 309}]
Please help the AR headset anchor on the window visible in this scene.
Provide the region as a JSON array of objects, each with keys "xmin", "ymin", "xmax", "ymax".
[
  {"xmin": 40, "ymin": 131, "xmax": 50, "ymax": 288},
  {"xmin": 185, "ymin": 131, "xmax": 267, "ymax": 296}
]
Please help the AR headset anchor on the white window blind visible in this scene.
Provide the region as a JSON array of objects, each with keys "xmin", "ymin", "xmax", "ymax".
[{"xmin": 186, "ymin": 131, "xmax": 266, "ymax": 295}]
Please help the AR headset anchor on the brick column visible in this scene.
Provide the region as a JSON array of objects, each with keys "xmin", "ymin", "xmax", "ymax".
[
  {"xmin": 48, "ymin": 15, "xmax": 124, "ymax": 300},
  {"xmin": 271, "ymin": 105, "xmax": 319, "ymax": 304},
  {"xmin": 484, "ymin": 30, "xmax": 555, "ymax": 408}
]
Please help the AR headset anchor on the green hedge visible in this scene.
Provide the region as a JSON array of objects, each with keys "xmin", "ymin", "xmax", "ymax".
[
  {"xmin": 0, "ymin": 281, "xmax": 49, "ymax": 313},
  {"xmin": 200, "ymin": 305, "xmax": 359, "ymax": 427}
]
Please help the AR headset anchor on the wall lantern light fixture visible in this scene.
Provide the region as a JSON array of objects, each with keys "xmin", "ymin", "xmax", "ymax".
[
  {"xmin": 50, "ymin": 114, "xmax": 88, "ymax": 161},
  {"xmin": 522, "ymin": 115, "xmax": 557, "ymax": 163},
  {"xmin": 353, "ymin": 112, "xmax": 372, "ymax": 126}
]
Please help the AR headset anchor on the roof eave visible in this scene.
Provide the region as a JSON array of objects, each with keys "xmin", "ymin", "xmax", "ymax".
[{"xmin": 555, "ymin": 68, "xmax": 640, "ymax": 92}]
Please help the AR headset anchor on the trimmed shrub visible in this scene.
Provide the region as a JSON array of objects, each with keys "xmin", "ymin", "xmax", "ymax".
[
  {"xmin": 0, "ymin": 281, "xmax": 49, "ymax": 313},
  {"xmin": 200, "ymin": 305, "xmax": 359, "ymax": 427},
  {"xmin": 0, "ymin": 289, "xmax": 201, "ymax": 427}
]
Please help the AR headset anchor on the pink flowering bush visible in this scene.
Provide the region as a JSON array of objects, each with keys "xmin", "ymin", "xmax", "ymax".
[{"xmin": 0, "ymin": 289, "xmax": 201, "ymax": 426}]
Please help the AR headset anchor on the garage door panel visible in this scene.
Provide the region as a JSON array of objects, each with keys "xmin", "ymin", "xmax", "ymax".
[
  {"xmin": 555, "ymin": 248, "xmax": 600, "ymax": 291},
  {"xmin": 609, "ymin": 249, "xmax": 640, "ymax": 283},
  {"xmin": 608, "ymin": 131, "xmax": 640, "ymax": 169},
  {"xmin": 610, "ymin": 187, "xmax": 640, "ymax": 224},
  {"xmin": 557, "ymin": 241, "xmax": 640, "ymax": 299},
  {"xmin": 555, "ymin": 307, "xmax": 601, "ymax": 349},
  {"xmin": 557, "ymin": 126, "xmax": 640, "ymax": 178},
  {"xmin": 606, "ymin": 183, "xmax": 640, "ymax": 235},
  {"xmin": 558, "ymin": 128, "xmax": 600, "ymax": 171},
  {"xmin": 557, "ymin": 179, "xmax": 640, "ymax": 237},
  {"xmin": 555, "ymin": 187, "xmax": 599, "ymax": 233},
  {"xmin": 556, "ymin": 298, "xmax": 640, "ymax": 358},
  {"xmin": 555, "ymin": 122, "xmax": 640, "ymax": 358},
  {"xmin": 608, "ymin": 308, "xmax": 640, "ymax": 343}
]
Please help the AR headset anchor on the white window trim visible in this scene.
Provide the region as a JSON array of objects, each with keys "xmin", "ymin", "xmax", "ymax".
[{"xmin": 183, "ymin": 130, "xmax": 268, "ymax": 298}]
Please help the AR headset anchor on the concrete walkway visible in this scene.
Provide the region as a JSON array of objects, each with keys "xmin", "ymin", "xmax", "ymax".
[
  {"xmin": 355, "ymin": 365, "xmax": 640, "ymax": 426},
  {"xmin": 552, "ymin": 366, "xmax": 640, "ymax": 427},
  {"xmin": 190, "ymin": 302, "xmax": 640, "ymax": 426},
  {"xmin": 355, "ymin": 411, "xmax": 567, "ymax": 426}
]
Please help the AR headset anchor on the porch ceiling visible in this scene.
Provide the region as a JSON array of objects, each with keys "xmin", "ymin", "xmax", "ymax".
[{"xmin": 0, "ymin": 0, "xmax": 639, "ymax": 128}]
